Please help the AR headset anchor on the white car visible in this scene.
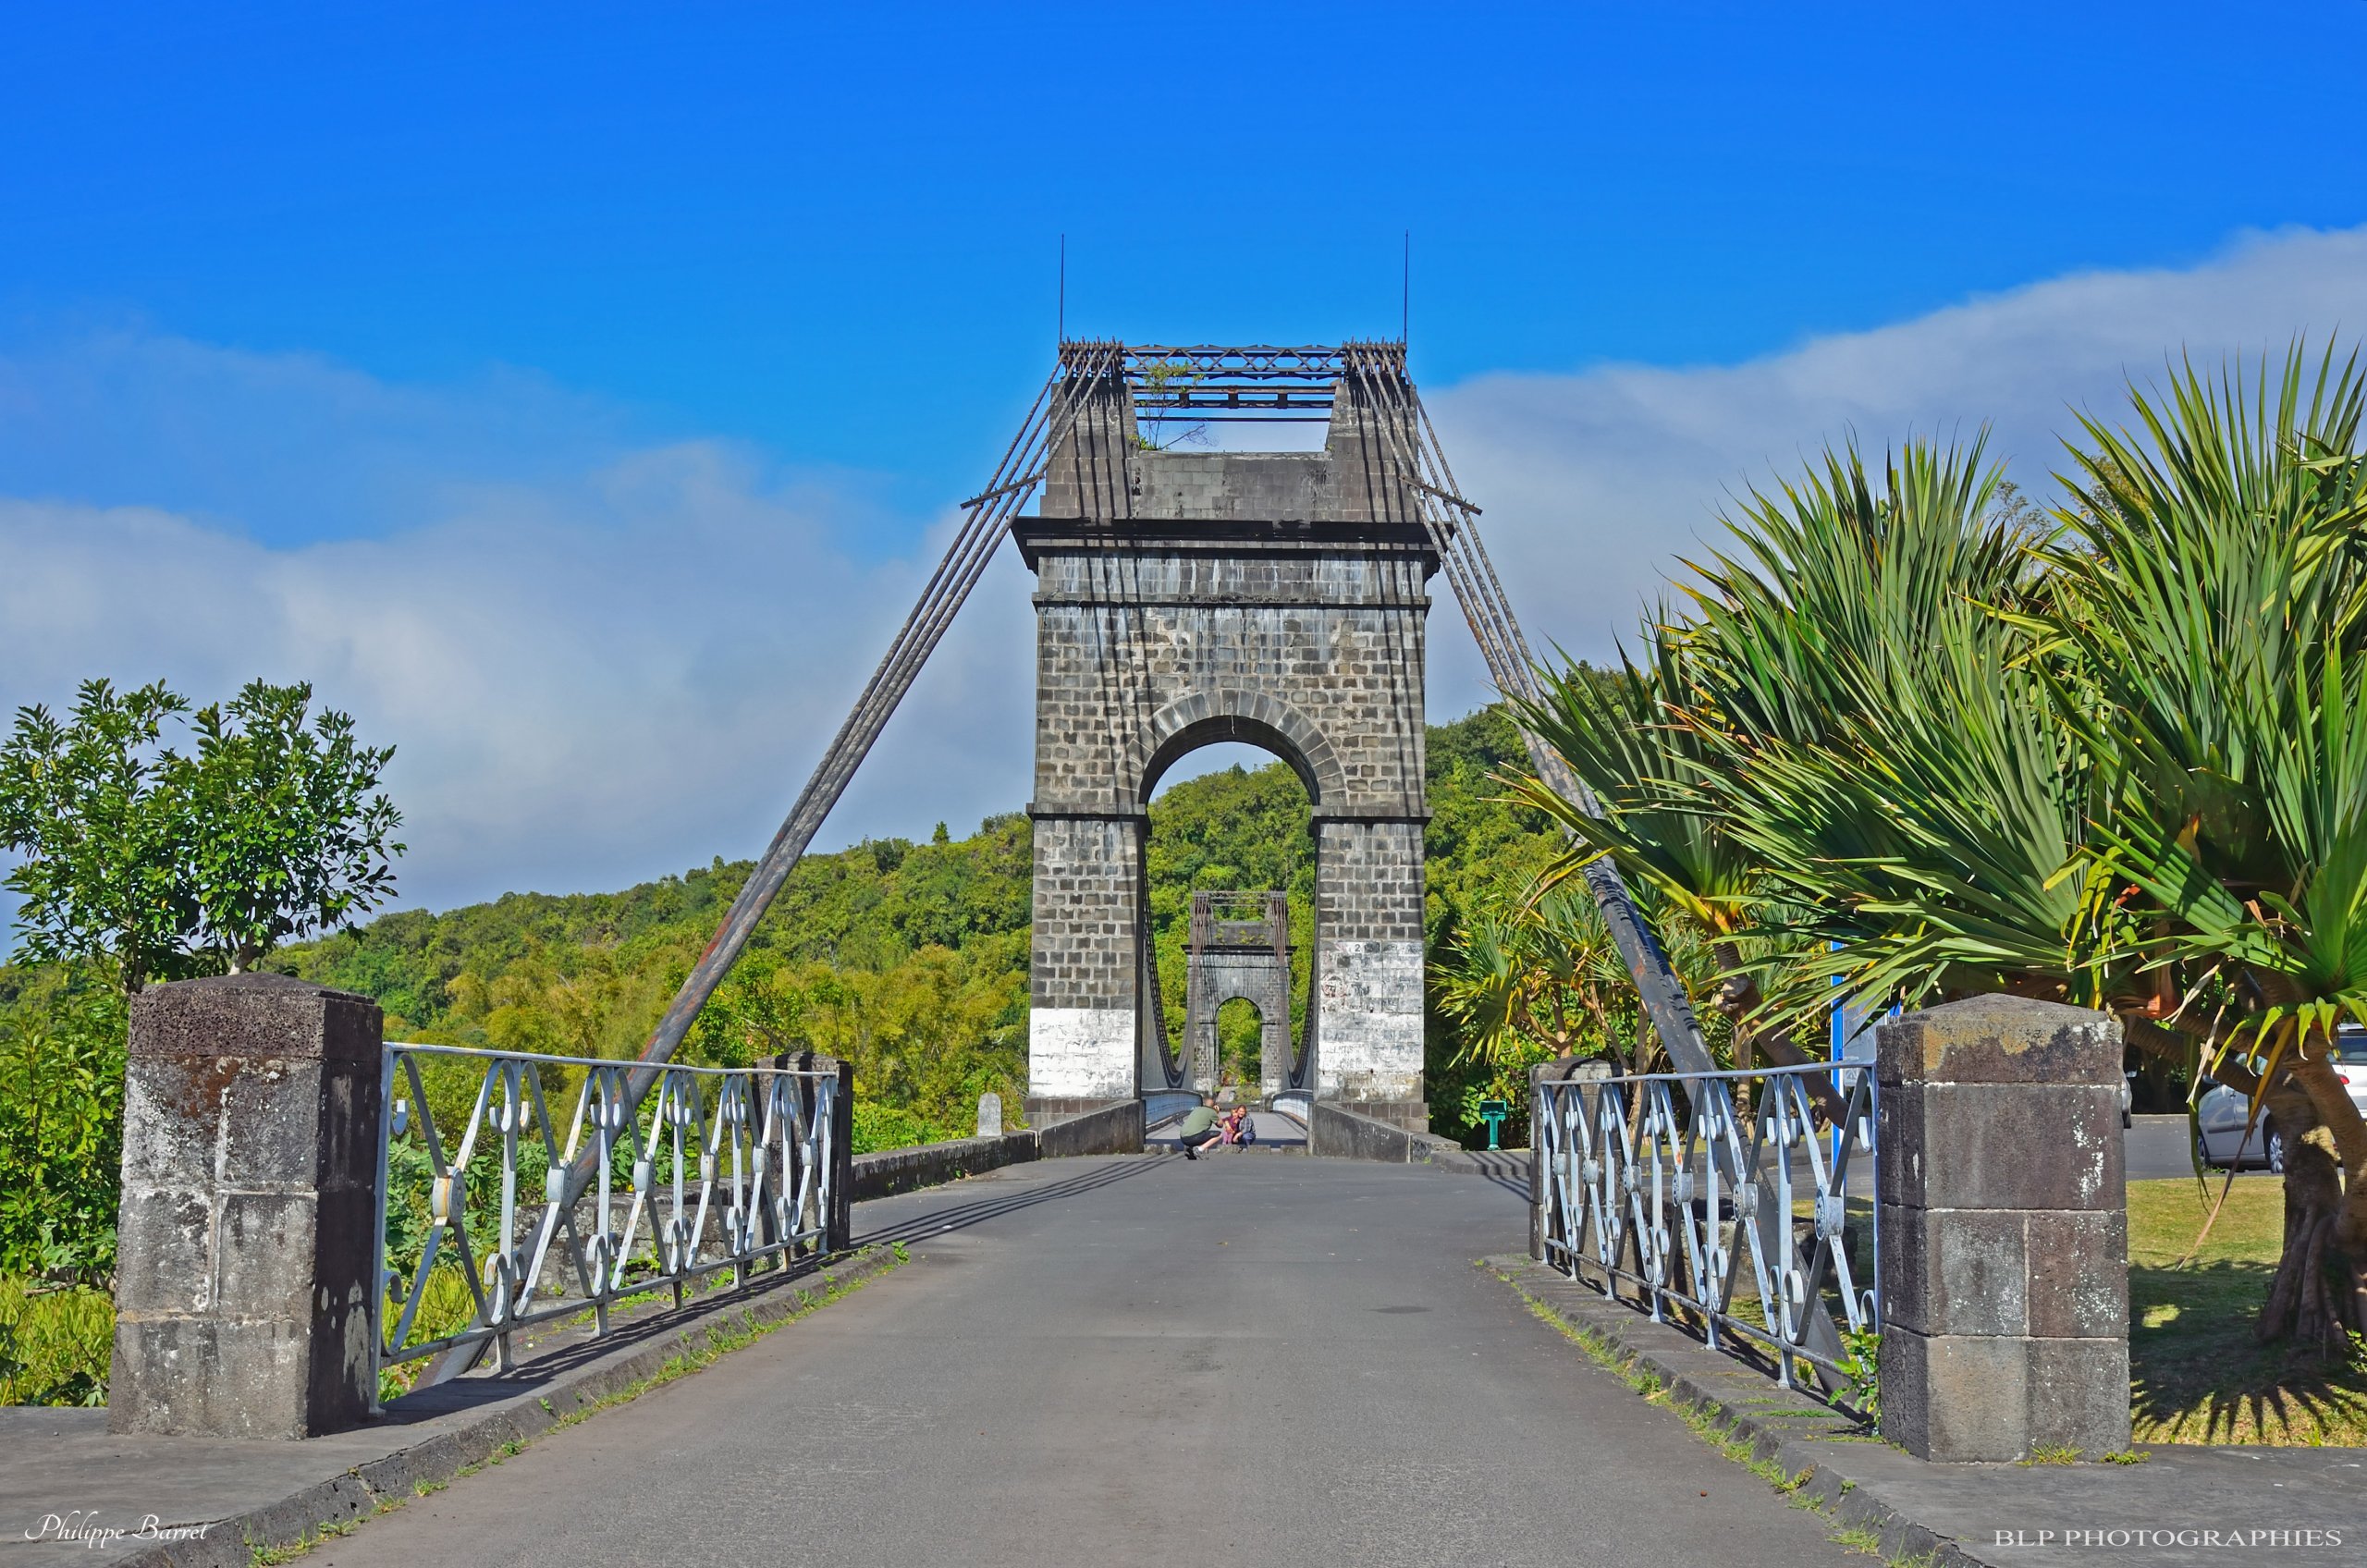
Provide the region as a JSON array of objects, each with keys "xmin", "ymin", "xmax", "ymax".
[{"xmin": 2195, "ymin": 1023, "xmax": 2367, "ymax": 1171}]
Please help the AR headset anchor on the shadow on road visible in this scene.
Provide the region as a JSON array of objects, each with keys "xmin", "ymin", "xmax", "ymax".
[
  {"xmin": 852, "ymin": 1155, "xmax": 1169, "ymax": 1248},
  {"xmin": 1463, "ymin": 1150, "xmax": 1528, "ymax": 1200}
]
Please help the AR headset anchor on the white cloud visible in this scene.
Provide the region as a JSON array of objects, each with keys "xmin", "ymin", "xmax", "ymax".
[
  {"xmin": 0, "ymin": 401, "xmax": 1039, "ymax": 918},
  {"xmin": 5, "ymin": 222, "xmax": 2364, "ymax": 923},
  {"xmin": 1432, "ymin": 222, "xmax": 2367, "ymax": 703}
]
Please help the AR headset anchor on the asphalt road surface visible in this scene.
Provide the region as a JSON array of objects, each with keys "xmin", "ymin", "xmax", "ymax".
[{"xmin": 313, "ymin": 1155, "xmax": 1863, "ymax": 1568}]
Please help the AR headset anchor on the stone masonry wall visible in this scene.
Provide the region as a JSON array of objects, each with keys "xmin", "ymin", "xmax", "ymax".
[
  {"xmin": 1024, "ymin": 374, "xmax": 1433, "ymax": 1110},
  {"xmin": 1312, "ymin": 819, "xmax": 1426, "ymax": 1102},
  {"xmin": 1027, "ymin": 815, "xmax": 1142, "ymax": 1101},
  {"xmin": 1184, "ymin": 946, "xmax": 1295, "ymax": 1094}
]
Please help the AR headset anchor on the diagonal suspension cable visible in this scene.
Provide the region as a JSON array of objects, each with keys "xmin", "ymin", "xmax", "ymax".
[
  {"xmin": 576, "ymin": 342, "xmax": 1124, "ymax": 1163},
  {"xmin": 1339, "ymin": 342, "xmax": 1716, "ymax": 1079}
]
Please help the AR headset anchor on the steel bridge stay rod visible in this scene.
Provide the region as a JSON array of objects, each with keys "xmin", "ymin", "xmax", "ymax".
[
  {"xmin": 833, "ymin": 347, "xmax": 1122, "ymax": 761},
  {"xmin": 816, "ymin": 398, "xmax": 1057, "ymax": 742},
  {"xmin": 555, "ymin": 358, "xmax": 1104, "ymax": 1207},
  {"xmin": 1408, "ymin": 391, "xmax": 1543, "ymax": 678},
  {"xmin": 1354, "ymin": 352, "xmax": 1536, "ymax": 692},
  {"xmin": 1341, "ymin": 351, "xmax": 1525, "ymax": 685},
  {"xmin": 1342, "ymin": 347, "xmax": 1716, "ymax": 1083}
]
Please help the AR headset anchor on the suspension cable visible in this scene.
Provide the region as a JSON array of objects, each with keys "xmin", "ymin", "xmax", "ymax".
[{"xmin": 1339, "ymin": 343, "xmax": 1715, "ymax": 1079}]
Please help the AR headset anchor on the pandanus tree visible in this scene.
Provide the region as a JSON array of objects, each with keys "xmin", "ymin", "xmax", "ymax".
[
  {"xmin": 1492, "ymin": 346, "xmax": 2367, "ymax": 1356},
  {"xmin": 2042, "ymin": 349, "xmax": 2367, "ymax": 1354},
  {"xmin": 1516, "ymin": 442, "xmax": 2096, "ymax": 1072}
]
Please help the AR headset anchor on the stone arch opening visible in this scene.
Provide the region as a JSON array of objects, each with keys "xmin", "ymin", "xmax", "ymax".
[
  {"xmin": 1144, "ymin": 745, "xmax": 1312, "ymax": 1099},
  {"xmin": 1128, "ymin": 692, "xmax": 1349, "ymax": 815}
]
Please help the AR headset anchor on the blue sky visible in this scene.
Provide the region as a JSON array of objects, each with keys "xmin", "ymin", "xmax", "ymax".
[{"xmin": 6, "ymin": 2, "xmax": 2367, "ymax": 919}]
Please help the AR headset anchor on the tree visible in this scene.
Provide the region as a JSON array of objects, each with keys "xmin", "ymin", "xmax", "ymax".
[
  {"xmin": 1504, "ymin": 348, "xmax": 2367, "ymax": 1359},
  {"xmin": 0, "ymin": 680, "xmax": 197, "ymax": 995},
  {"xmin": 0, "ymin": 974, "xmax": 127, "ymax": 1281},
  {"xmin": 1517, "ymin": 442, "xmax": 2085, "ymax": 1098},
  {"xmin": 0, "ymin": 678, "xmax": 403, "ymax": 990},
  {"xmin": 2046, "ymin": 349, "xmax": 2367, "ymax": 1354},
  {"xmin": 178, "ymin": 680, "xmax": 404, "ymax": 974}
]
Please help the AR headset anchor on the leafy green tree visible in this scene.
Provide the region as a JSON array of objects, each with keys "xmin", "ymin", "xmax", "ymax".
[
  {"xmin": 179, "ymin": 680, "xmax": 403, "ymax": 974},
  {"xmin": 0, "ymin": 680, "xmax": 196, "ymax": 995},
  {"xmin": 0, "ymin": 678, "xmax": 402, "ymax": 990},
  {"xmin": 0, "ymin": 973, "xmax": 126, "ymax": 1281}
]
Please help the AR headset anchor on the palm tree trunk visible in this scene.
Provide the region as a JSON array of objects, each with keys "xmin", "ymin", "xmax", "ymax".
[{"xmin": 2255, "ymin": 1038, "xmax": 2367, "ymax": 1355}]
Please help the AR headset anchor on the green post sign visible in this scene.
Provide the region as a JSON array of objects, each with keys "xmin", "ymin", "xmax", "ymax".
[{"xmin": 1477, "ymin": 1097, "xmax": 1511, "ymax": 1151}]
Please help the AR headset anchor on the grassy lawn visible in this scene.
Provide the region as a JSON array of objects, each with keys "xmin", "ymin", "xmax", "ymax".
[{"xmin": 2128, "ymin": 1176, "xmax": 2367, "ymax": 1446}]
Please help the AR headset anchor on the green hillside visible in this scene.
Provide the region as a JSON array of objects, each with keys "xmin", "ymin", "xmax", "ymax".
[{"xmin": 262, "ymin": 704, "xmax": 1559, "ymax": 1145}]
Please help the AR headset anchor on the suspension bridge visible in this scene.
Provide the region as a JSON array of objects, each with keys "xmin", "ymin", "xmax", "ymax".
[{"xmin": 26, "ymin": 342, "xmax": 2361, "ymax": 1568}]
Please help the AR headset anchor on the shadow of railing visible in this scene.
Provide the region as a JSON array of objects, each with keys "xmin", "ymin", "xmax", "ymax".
[
  {"xmin": 1461, "ymin": 1149, "xmax": 1529, "ymax": 1200},
  {"xmin": 852, "ymin": 1153, "xmax": 1167, "ymax": 1248}
]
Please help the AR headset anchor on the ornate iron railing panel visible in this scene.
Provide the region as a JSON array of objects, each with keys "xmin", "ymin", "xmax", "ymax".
[
  {"xmin": 1535, "ymin": 1061, "xmax": 1879, "ymax": 1398},
  {"xmin": 373, "ymin": 1043, "xmax": 840, "ymax": 1390}
]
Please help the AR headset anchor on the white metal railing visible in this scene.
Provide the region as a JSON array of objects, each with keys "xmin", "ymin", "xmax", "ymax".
[
  {"xmin": 373, "ymin": 1043, "xmax": 840, "ymax": 1394},
  {"xmin": 1534, "ymin": 1060, "xmax": 1878, "ymax": 1400}
]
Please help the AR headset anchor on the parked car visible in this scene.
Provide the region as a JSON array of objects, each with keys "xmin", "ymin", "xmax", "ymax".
[{"xmin": 2194, "ymin": 1023, "xmax": 2367, "ymax": 1171}]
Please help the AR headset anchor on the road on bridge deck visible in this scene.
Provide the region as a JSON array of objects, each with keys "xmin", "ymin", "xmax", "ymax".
[{"xmin": 315, "ymin": 1153, "xmax": 1864, "ymax": 1568}]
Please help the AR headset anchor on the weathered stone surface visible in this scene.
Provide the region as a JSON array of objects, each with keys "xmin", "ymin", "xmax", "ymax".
[
  {"xmin": 1875, "ymin": 992, "xmax": 2123, "ymax": 1087},
  {"xmin": 108, "ymin": 975, "xmax": 384, "ymax": 1439},
  {"xmin": 1310, "ymin": 1099, "xmax": 1421, "ymax": 1162},
  {"xmin": 1879, "ymin": 1081, "xmax": 2123, "ymax": 1211},
  {"xmin": 1184, "ymin": 901, "xmax": 1294, "ymax": 1095},
  {"xmin": 852, "ymin": 1129, "xmax": 1036, "ymax": 1200},
  {"xmin": 1020, "ymin": 378, "xmax": 1435, "ymax": 1109},
  {"xmin": 1882, "ymin": 1326, "xmax": 2030, "ymax": 1462},
  {"xmin": 1880, "ymin": 1204, "xmax": 2028, "ymax": 1338},
  {"xmin": 2026, "ymin": 1334, "xmax": 2133, "ymax": 1453},
  {"xmin": 129, "ymin": 971, "xmax": 381, "ymax": 1063},
  {"xmin": 2026, "ymin": 1208, "xmax": 2130, "ymax": 1339},
  {"xmin": 1035, "ymin": 1098, "xmax": 1145, "ymax": 1158},
  {"xmin": 1875, "ymin": 996, "xmax": 2132, "ymax": 1463}
]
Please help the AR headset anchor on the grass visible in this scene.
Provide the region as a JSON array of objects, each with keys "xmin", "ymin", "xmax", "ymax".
[
  {"xmin": 1489, "ymin": 1263, "xmax": 1928, "ymax": 1564},
  {"xmin": 2127, "ymin": 1176, "xmax": 2367, "ymax": 1446},
  {"xmin": 0, "ymin": 1275, "xmax": 112, "ymax": 1405}
]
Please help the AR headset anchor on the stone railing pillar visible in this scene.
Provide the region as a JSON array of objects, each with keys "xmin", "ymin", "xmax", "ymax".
[
  {"xmin": 1876, "ymin": 995, "xmax": 2129, "ymax": 1462},
  {"xmin": 109, "ymin": 974, "xmax": 383, "ymax": 1439},
  {"xmin": 789, "ymin": 1050, "xmax": 854, "ymax": 1253}
]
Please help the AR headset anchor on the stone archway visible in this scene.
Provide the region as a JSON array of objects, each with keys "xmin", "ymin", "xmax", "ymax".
[
  {"xmin": 1016, "ymin": 374, "xmax": 1436, "ymax": 1129},
  {"xmin": 1183, "ymin": 890, "xmax": 1296, "ymax": 1096}
]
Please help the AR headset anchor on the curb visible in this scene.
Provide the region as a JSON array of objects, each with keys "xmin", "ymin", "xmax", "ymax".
[
  {"xmin": 126, "ymin": 1247, "xmax": 901, "ymax": 1568},
  {"xmin": 1486, "ymin": 1255, "xmax": 1991, "ymax": 1568}
]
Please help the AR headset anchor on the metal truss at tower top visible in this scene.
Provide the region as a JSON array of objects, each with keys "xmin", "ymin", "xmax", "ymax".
[
  {"xmin": 1332, "ymin": 341, "xmax": 1718, "ymax": 1082},
  {"xmin": 1069, "ymin": 339, "xmax": 1361, "ymax": 422}
]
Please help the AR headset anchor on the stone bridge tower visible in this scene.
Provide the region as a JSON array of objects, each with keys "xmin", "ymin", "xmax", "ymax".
[
  {"xmin": 1183, "ymin": 891, "xmax": 1295, "ymax": 1096},
  {"xmin": 1017, "ymin": 344, "xmax": 1435, "ymax": 1131}
]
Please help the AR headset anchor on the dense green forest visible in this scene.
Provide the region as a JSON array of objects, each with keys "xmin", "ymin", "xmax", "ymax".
[{"xmin": 226, "ymin": 704, "xmax": 1561, "ymax": 1147}]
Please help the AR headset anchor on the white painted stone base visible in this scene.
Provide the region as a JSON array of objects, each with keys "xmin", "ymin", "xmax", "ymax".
[
  {"xmin": 1314, "ymin": 938, "xmax": 1424, "ymax": 1101},
  {"xmin": 1027, "ymin": 1007, "xmax": 1137, "ymax": 1100}
]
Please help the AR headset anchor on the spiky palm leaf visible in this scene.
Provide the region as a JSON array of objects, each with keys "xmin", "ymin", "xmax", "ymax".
[{"xmin": 2042, "ymin": 346, "xmax": 2367, "ymax": 1351}]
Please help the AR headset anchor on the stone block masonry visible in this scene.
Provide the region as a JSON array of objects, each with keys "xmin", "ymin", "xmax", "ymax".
[
  {"xmin": 1018, "ymin": 374, "xmax": 1437, "ymax": 1117},
  {"xmin": 1875, "ymin": 994, "xmax": 2130, "ymax": 1463},
  {"xmin": 109, "ymin": 973, "xmax": 384, "ymax": 1439}
]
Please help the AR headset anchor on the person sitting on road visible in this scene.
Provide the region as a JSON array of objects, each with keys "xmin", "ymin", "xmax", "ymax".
[
  {"xmin": 1176, "ymin": 1100, "xmax": 1222, "ymax": 1159},
  {"xmin": 1219, "ymin": 1105, "xmax": 1252, "ymax": 1146}
]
